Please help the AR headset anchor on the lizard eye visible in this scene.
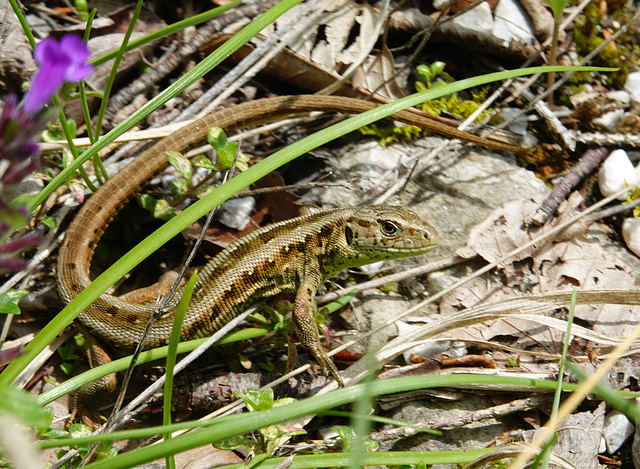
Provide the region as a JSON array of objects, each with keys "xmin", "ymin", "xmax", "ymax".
[{"xmin": 381, "ymin": 221, "xmax": 399, "ymax": 236}]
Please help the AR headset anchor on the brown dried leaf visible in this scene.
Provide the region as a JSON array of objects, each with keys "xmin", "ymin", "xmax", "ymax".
[
  {"xmin": 204, "ymin": 1, "xmax": 402, "ymax": 100},
  {"xmin": 445, "ymin": 194, "xmax": 640, "ymax": 352},
  {"xmin": 456, "ymin": 193, "xmax": 547, "ymax": 263},
  {"xmin": 351, "ymin": 46, "xmax": 405, "ymax": 101}
]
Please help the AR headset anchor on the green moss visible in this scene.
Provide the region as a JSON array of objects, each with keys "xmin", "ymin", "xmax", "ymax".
[
  {"xmin": 359, "ymin": 63, "xmax": 496, "ymax": 145},
  {"xmin": 359, "ymin": 123, "xmax": 424, "ymax": 146},
  {"xmin": 571, "ymin": 1, "xmax": 639, "ymax": 88}
]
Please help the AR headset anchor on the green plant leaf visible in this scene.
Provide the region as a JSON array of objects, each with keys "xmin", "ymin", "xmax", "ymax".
[
  {"xmin": 170, "ymin": 178, "xmax": 189, "ymax": 201},
  {"xmin": 0, "ymin": 386, "xmax": 49, "ymax": 428},
  {"xmin": 0, "ymin": 289, "xmax": 28, "ymax": 315},
  {"xmin": 166, "ymin": 151, "xmax": 192, "ymax": 181},
  {"xmin": 192, "ymin": 154, "xmax": 217, "ymax": 171}
]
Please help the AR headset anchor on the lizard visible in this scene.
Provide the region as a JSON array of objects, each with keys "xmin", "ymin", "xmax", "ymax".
[{"xmin": 56, "ymin": 94, "xmax": 518, "ymax": 388}]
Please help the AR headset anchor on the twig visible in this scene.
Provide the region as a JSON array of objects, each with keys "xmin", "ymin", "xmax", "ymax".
[{"xmin": 530, "ymin": 147, "xmax": 610, "ymax": 225}]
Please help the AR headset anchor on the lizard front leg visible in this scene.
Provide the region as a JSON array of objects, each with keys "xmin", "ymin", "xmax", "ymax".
[{"xmin": 293, "ymin": 276, "xmax": 344, "ymax": 386}]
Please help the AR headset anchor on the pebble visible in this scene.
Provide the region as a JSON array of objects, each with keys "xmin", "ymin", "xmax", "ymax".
[
  {"xmin": 217, "ymin": 197, "xmax": 255, "ymax": 231},
  {"xmin": 624, "ymin": 71, "xmax": 640, "ymax": 104},
  {"xmin": 606, "ymin": 90, "xmax": 631, "ymax": 105},
  {"xmin": 593, "ymin": 109, "xmax": 625, "ymax": 131},
  {"xmin": 493, "ymin": 0, "xmax": 535, "ymax": 45},
  {"xmin": 501, "ymin": 107, "xmax": 538, "ymax": 145},
  {"xmin": 396, "ymin": 321, "xmax": 451, "ymax": 363},
  {"xmin": 448, "ymin": 1, "xmax": 494, "ymax": 37},
  {"xmin": 598, "ymin": 149, "xmax": 638, "ymax": 200},
  {"xmin": 603, "ymin": 410, "xmax": 634, "ymax": 454},
  {"xmin": 622, "ymin": 218, "xmax": 640, "ymax": 258}
]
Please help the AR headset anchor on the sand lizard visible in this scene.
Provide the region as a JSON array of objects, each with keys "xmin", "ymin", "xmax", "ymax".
[{"xmin": 56, "ymin": 94, "xmax": 518, "ymax": 384}]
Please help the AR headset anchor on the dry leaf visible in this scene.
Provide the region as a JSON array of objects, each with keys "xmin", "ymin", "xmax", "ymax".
[{"xmin": 444, "ymin": 194, "xmax": 640, "ymax": 353}]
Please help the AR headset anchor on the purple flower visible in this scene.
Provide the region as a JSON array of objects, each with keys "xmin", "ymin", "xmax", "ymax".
[{"xmin": 22, "ymin": 35, "xmax": 93, "ymax": 113}]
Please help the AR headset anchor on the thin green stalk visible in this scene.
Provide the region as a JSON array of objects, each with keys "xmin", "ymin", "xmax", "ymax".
[
  {"xmin": 53, "ymin": 95, "xmax": 98, "ymax": 192},
  {"xmin": 539, "ymin": 288, "xmax": 577, "ymax": 468},
  {"xmin": 36, "ymin": 327, "xmax": 269, "ymax": 406},
  {"xmin": 93, "ymin": 0, "xmax": 144, "ymax": 140},
  {"xmin": 36, "ymin": 371, "xmax": 598, "ymax": 451},
  {"xmin": 39, "ymin": 375, "xmax": 578, "ymax": 450},
  {"xmin": 348, "ymin": 354, "xmax": 376, "ymax": 468},
  {"xmin": 7, "ymin": 0, "xmax": 36, "ymax": 48},
  {"xmin": 81, "ymin": 10, "xmax": 108, "ymax": 184},
  {"xmin": 163, "ymin": 271, "xmax": 197, "ymax": 469},
  {"xmin": 74, "ymin": 375, "xmax": 588, "ymax": 469}
]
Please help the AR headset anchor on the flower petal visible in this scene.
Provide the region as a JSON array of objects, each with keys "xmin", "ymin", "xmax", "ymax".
[
  {"xmin": 22, "ymin": 34, "xmax": 93, "ymax": 112},
  {"xmin": 33, "ymin": 37, "xmax": 58, "ymax": 66},
  {"xmin": 22, "ymin": 61, "xmax": 68, "ymax": 113},
  {"xmin": 65, "ymin": 63, "xmax": 94, "ymax": 82},
  {"xmin": 60, "ymin": 35, "xmax": 90, "ymax": 62}
]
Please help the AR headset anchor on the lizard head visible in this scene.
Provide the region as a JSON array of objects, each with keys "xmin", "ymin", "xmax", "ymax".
[{"xmin": 340, "ymin": 205, "xmax": 438, "ymax": 267}]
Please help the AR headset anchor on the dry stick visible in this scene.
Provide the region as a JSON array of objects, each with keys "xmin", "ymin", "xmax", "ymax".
[
  {"xmin": 530, "ymin": 147, "xmax": 610, "ymax": 225},
  {"xmin": 576, "ymin": 131, "xmax": 640, "ymax": 148}
]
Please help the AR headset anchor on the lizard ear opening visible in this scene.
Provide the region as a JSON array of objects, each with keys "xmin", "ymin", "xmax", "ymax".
[{"xmin": 345, "ymin": 226, "xmax": 354, "ymax": 245}]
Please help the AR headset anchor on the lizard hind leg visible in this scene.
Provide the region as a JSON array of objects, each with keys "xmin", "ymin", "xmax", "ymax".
[
  {"xmin": 72, "ymin": 326, "xmax": 118, "ymax": 428},
  {"xmin": 292, "ymin": 279, "xmax": 344, "ymax": 387}
]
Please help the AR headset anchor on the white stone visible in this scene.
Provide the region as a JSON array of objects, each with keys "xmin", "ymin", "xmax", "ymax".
[
  {"xmin": 606, "ymin": 90, "xmax": 631, "ymax": 105},
  {"xmin": 217, "ymin": 197, "xmax": 255, "ymax": 231},
  {"xmin": 622, "ymin": 218, "xmax": 640, "ymax": 258},
  {"xmin": 493, "ymin": 0, "xmax": 535, "ymax": 46},
  {"xmin": 593, "ymin": 109, "xmax": 625, "ymax": 131},
  {"xmin": 396, "ymin": 321, "xmax": 451, "ymax": 363},
  {"xmin": 359, "ymin": 261, "xmax": 384, "ymax": 275},
  {"xmin": 598, "ymin": 149, "xmax": 638, "ymax": 200},
  {"xmin": 450, "ymin": 2, "xmax": 493, "ymax": 37},
  {"xmin": 599, "ymin": 437, "xmax": 607, "ymax": 454},
  {"xmin": 501, "ymin": 108, "xmax": 528, "ymax": 135},
  {"xmin": 603, "ymin": 410, "xmax": 634, "ymax": 453},
  {"xmin": 624, "ymin": 71, "xmax": 640, "ymax": 104}
]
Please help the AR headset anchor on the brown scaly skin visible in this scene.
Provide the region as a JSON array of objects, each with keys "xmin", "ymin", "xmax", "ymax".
[{"xmin": 57, "ymin": 94, "xmax": 516, "ymax": 387}]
